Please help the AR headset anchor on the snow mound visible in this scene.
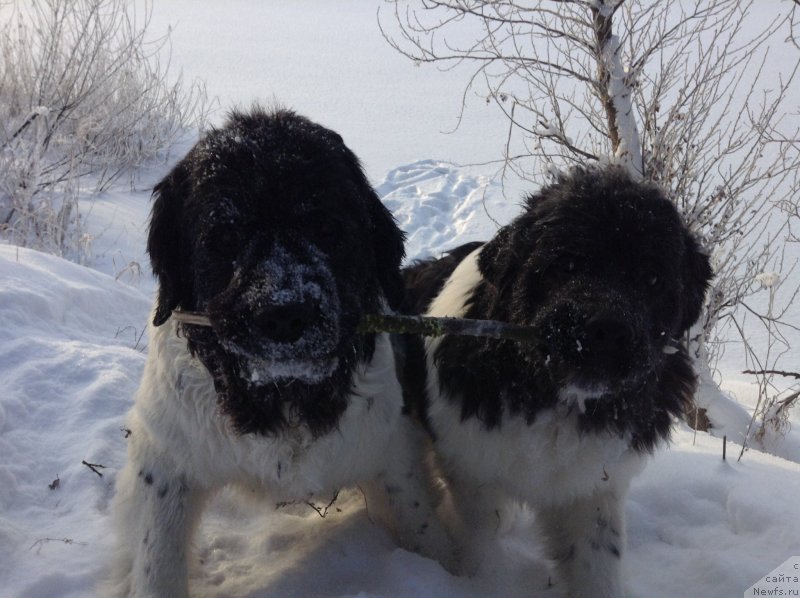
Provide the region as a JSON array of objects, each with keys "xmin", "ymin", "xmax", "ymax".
[
  {"xmin": 627, "ymin": 425, "xmax": 800, "ymax": 597},
  {"xmin": 377, "ymin": 160, "xmax": 519, "ymax": 261},
  {"xmin": 0, "ymin": 244, "xmax": 151, "ymax": 594}
]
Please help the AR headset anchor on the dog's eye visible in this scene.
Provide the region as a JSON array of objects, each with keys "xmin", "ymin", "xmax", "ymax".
[{"xmin": 648, "ymin": 275, "xmax": 659, "ymax": 287}]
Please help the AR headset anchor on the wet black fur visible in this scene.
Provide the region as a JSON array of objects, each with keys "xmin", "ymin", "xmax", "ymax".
[
  {"xmin": 402, "ymin": 166, "xmax": 712, "ymax": 451},
  {"xmin": 147, "ymin": 107, "xmax": 405, "ymax": 437}
]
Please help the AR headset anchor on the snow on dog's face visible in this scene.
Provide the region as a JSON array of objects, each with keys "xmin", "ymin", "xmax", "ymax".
[
  {"xmin": 146, "ymin": 108, "xmax": 405, "ymax": 436},
  {"xmin": 436, "ymin": 167, "xmax": 712, "ymax": 450},
  {"xmin": 207, "ymin": 241, "xmax": 342, "ymax": 383}
]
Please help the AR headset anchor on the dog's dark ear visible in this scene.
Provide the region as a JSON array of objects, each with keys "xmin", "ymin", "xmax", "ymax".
[
  {"xmin": 368, "ymin": 193, "xmax": 406, "ymax": 310},
  {"xmin": 680, "ymin": 232, "xmax": 713, "ymax": 332},
  {"xmin": 336, "ymin": 137, "xmax": 406, "ymax": 309},
  {"xmin": 148, "ymin": 162, "xmax": 189, "ymax": 327}
]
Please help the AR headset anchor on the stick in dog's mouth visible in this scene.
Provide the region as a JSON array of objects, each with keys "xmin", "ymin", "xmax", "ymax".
[{"xmin": 170, "ymin": 310, "xmax": 540, "ymax": 343}]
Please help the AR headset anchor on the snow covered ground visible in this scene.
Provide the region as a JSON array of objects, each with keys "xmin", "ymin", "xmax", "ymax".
[{"xmin": 1, "ymin": 2, "xmax": 799, "ymax": 597}]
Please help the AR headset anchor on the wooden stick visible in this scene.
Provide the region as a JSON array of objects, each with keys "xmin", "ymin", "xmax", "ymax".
[
  {"xmin": 358, "ymin": 313, "xmax": 539, "ymax": 343},
  {"xmin": 171, "ymin": 310, "xmax": 213, "ymax": 327},
  {"xmin": 171, "ymin": 310, "xmax": 539, "ymax": 343}
]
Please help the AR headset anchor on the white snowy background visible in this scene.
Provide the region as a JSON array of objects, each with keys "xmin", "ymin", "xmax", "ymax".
[{"xmin": 1, "ymin": 1, "xmax": 799, "ymax": 597}]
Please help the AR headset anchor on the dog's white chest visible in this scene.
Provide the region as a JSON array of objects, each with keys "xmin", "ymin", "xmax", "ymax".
[
  {"xmin": 428, "ymin": 392, "xmax": 638, "ymax": 504},
  {"xmin": 134, "ymin": 324, "xmax": 403, "ymax": 500}
]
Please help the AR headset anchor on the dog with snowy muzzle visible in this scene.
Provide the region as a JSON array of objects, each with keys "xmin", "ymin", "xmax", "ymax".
[
  {"xmin": 400, "ymin": 166, "xmax": 713, "ymax": 598},
  {"xmin": 107, "ymin": 107, "xmax": 450, "ymax": 597}
]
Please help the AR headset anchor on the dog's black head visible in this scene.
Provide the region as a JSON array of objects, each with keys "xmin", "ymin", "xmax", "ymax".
[
  {"xmin": 147, "ymin": 107, "xmax": 405, "ymax": 436},
  {"xmin": 435, "ymin": 166, "xmax": 712, "ymax": 450}
]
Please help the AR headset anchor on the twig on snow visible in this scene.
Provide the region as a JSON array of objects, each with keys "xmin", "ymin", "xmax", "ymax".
[
  {"xmin": 81, "ymin": 460, "xmax": 106, "ymax": 478},
  {"xmin": 29, "ymin": 537, "xmax": 87, "ymax": 554}
]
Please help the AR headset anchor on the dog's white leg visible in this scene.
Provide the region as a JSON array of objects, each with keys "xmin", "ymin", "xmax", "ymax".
[
  {"xmin": 109, "ymin": 439, "xmax": 207, "ymax": 598},
  {"xmin": 359, "ymin": 416, "xmax": 456, "ymax": 571},
  {"xmin": 537, "ymin": 487, "xmax": 627, "ymax": 598},
  {"xmin": 435, "ymin": 471, "xmax": 506, "ymax": 577}
]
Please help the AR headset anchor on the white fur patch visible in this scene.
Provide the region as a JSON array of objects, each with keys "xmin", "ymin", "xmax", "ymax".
[
  {"xmin": 427, "ymin": 365, "xmax": 638, "ymax": 505},
  {"xmin": 426, "ymin": 246, "xmax": 483, "ymax": 319},
  {"xmin": 558, "ymin": 383, "xmax": 610, "ymax": 413}
]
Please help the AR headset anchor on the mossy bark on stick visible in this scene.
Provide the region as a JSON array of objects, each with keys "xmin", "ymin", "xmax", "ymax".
[
  {"xmin": 358, "ymin": 313, "xmax": 538, "ymax": 343},
  {"xmin": 171, "ymin": 310, "xmax": 538, "ymax": 343}
]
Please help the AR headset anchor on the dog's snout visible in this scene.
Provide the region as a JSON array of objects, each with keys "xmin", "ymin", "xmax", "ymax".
[
  {"xmin": 584, "ymin": 315, "xmax": 634, "ymax": 373},
  {"xmin": 256, "ymin": 302, "xmax": 316, "ymax": 343},
  {"xmin": 586, "ymin": 316, "xmax": 633, "ymax": 352}
]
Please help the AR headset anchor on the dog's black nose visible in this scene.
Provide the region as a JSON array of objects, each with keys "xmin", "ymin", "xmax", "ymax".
[
  {"xmin": 256, "ymin": 302, "xmax": 316, "ymax": 343},
  {"xmin": 584, "ymin": 315, "xmax": 634, "ymax": 372}
]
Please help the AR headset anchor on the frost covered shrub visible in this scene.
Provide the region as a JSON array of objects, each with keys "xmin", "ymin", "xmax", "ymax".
[{"xmin": 0, "ymin": 0, "xmax": 206, "ymax": 260}]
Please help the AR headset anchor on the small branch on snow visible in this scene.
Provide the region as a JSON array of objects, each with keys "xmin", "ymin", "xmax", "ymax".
[
  {"xmin": 742, "ymin": 369, "xmax": 800, "ymax": 380},
  {"xmin": 81, "ymin": 460, "xmax": 106, "ymax": 478},
  {"xmin": 29, "ymin": 537, "xmax": 87, "ymax": 554},
  {"xmin": 171, "ymin": 310, "xmax": 540, "ymax": 343},
  {"xmin": 307, "ymin": 490, "xmax": 341, "ymax": 519},
  {"xmin": 276, "ymin": 490, "xmax": 341, "ymax": 518}
]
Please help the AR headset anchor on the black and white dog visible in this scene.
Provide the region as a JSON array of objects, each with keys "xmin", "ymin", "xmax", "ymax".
[
  {"xmin": 109, "ymin": 108, "xmax": 448, "ymax": 597},
  {"xmin": 401, "ymin": 166, "xmax": 712, "ymax": 597}
]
